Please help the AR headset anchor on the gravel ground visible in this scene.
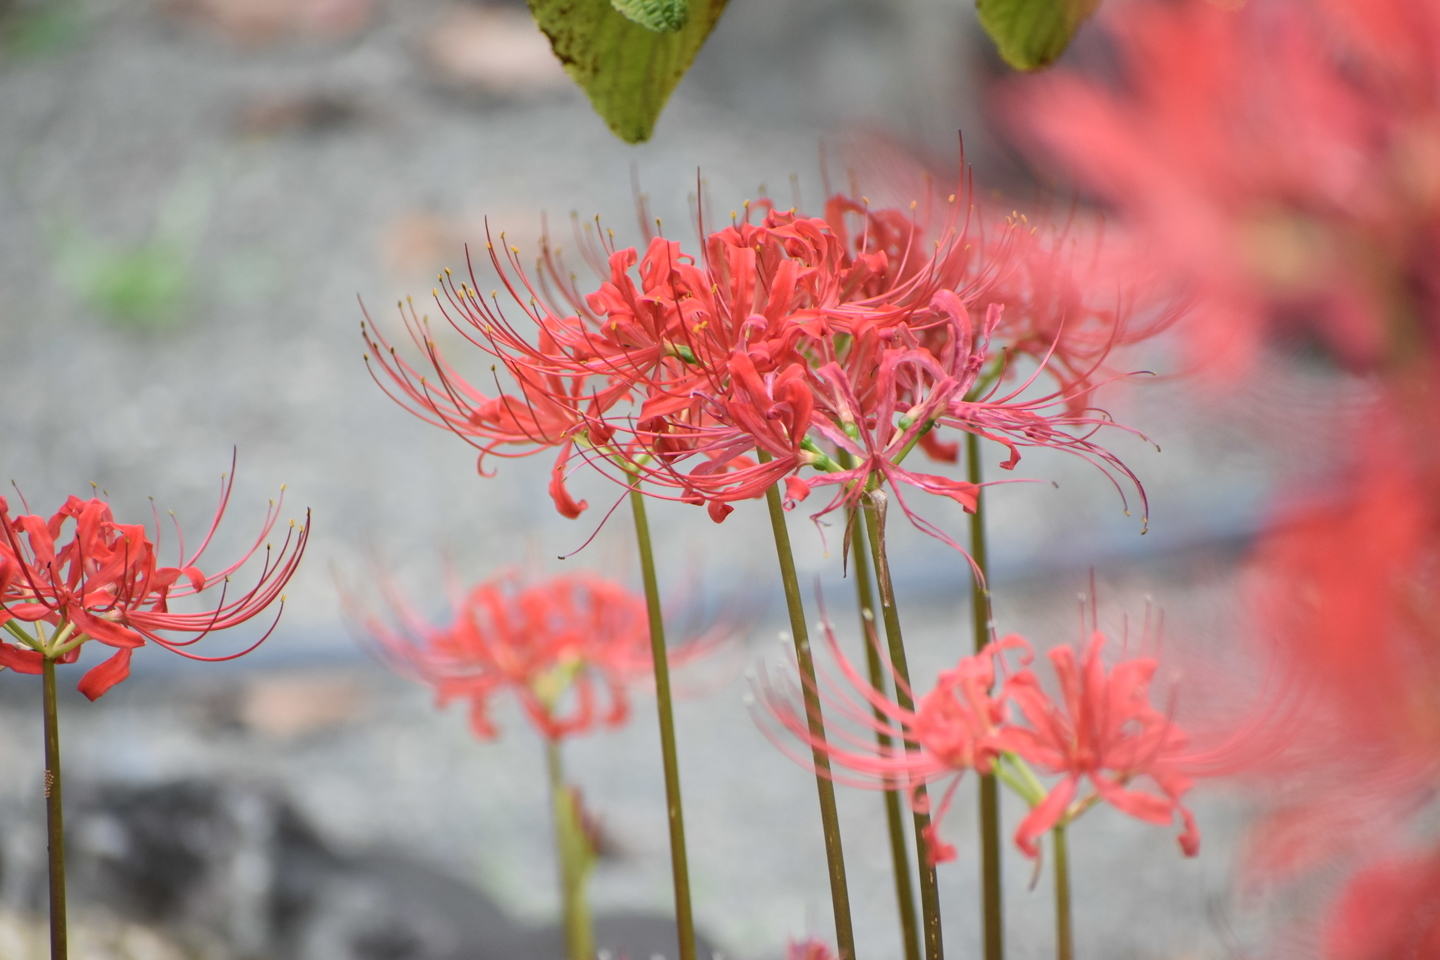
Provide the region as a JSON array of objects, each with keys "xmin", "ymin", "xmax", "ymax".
[{"xmin": 0, "ymin": 2, "xmax": 1285, "ymax": 958}]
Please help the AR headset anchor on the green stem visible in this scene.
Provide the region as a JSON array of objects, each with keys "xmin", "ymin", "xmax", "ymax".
[
  {"xmin": 41, "ymin": 657, "xmax": 68, "ymax": 960},
  {"xmin": 848, "ymin": 507, "xmax": 921, "ymax": 960},
  {"xmin": 967, "ymin": 431, "xmax": 1004, "ymax": 960},
  {"xmin": 627, "ymin": 487, "xmax": 697, "ymax": 960},
  {"xmin": 860, "ymin": 496, "xmax": 942, "ymax": 960},
  {"xmin": 1053, "ymin": 825, "xmax": 1073, "ymax": 960},
  {"xmin": 757, "ymin": 450, "xmax": 856, "ymax": 960},
  {"xmin": 546, "ymin": 739, "xmax": 595, "ymax": 960}
]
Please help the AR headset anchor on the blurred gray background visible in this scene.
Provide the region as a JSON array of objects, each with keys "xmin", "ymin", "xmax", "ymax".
[{"xmin": 0, "ymin": 1, "xmax": 1284, "ymax": 958}]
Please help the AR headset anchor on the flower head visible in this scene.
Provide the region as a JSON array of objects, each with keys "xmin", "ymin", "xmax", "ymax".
[
  {"xmin": 366, "ymin": 165, "xmax": 1152, "ymax": 552},
  {"xmin": 364, "ymin": 570, "xmax": 701, "ymax": 741},
  {"xmin": 757, "ymin": 604, "xmax": 1201, "ymax": 863},
  {"xmin": 1004, "ymin": 630, "xmax": 1198, "ymax": 858},
  {"xmin": 0, "ymin": 469, "xmax": 309, "ymax": 700}
]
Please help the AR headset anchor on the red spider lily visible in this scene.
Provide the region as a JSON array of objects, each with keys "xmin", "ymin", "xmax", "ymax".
[
  {"xmin": 362, "ymin": 570, "xmax": 711, "ymax": 741},
  {"xmin": 1323, "ymin": 846, "xmax": 1440, "ymax": 960},
  {"xmin": 1010, "ymin": 0, "xmax": 1440, "ymax": 378},
  {"xmin": 755, "ymin": 617, "xmax": 1024, "ymax": 864},
  {"xmin": 365, "ymin": 166, "xmax": 1150, "ymax": 548},
  {"xmin": 1004, "ymin": 631, "xmax": 1198, "ymax": 859},
  {"xmin": 0, "ymin": 473, "xmax": 309, "ymax": 700}
]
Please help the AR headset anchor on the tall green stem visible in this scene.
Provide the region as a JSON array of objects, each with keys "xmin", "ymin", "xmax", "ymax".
[
  {"xmin": 41, "ymin": 657, "xmax": 68, "ymax": 960},
  {"xmin": 757, "ymin": 450, "xmax": 856, "ymax": 960},
  {"xmin": 860, "ymin": 496, "xmax": 942, "ymax": 960},
  {"xmin": 848, "ymin": 508, "xmax": 921, "ymax": 960},
  {"xmin": 1053, "ymin": 825, "xmax": 1073, "ymax": 960},
  {"xmin": 547, "ymin": 739, "xmax": 595, "ymax": 960},
  {"xmin": 967, "ymin": 431, "xmax": 1004, "ymax": 960},
  {"xmin": 627, "ymin": 487, "xmax": 697, "ymax": 960}
]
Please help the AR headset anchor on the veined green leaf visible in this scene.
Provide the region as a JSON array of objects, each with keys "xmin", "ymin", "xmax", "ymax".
[
  {"xmin": 527, "ymin": 0, "xmax": 728, "ymax": 143},
  {"xmin": 975, "ymin": 0, "xmax": 1101, "ymax": 71},
  {"xmin": 609, "ymin": 0, "xmax": 689, "ymax": 33}
]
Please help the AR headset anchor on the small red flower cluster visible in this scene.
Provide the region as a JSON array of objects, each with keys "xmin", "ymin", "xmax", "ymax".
[
  {"xmin": 364, "ymin": 570, "xmax": 704, "ymax": 742},
  {"xmin": 0, "ymin": 474, "xmax": 308, "ymax": 699},
  {"xmin": 760, "ymin": 619, "xmax": 1198, "ymax": 865},
  {"xmin": 364, "ymin": 173, "xmax": 1152, "ymax": 550}
]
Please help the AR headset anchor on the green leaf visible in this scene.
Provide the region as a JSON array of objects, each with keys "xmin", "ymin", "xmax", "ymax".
[
  {"xmin": 527, "ymin": 0, "xmax": 728, "ymax": 143},
  {"xmin": 609, "ymin": 0, "xmax": 688, "ymax": 33},
  {"xmin": 975, "ymin": 0, "xmax": 1101, "ymax": 71}
]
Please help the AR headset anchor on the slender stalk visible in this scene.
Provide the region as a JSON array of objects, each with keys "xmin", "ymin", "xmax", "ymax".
[
  {"xmin": 1053, "ymin": 825, "xmax": 1073, "ymax": 960},
  {"xmin": 757, "ymin": 450, "xmax": 856, "ymax": 960},
  {"xmin": 848, "ymin": 507, "xmax": 921, "ymax": 960},
  {"xmin": 860, "ymin": 496, "xmax": 942, "ymax": 960},
  {"xmin": 546, "ymin": 739, "xmax": 595, "ymax": 960},
  {"xmin": 627, "ymin": 487, "xmax": 697, "ymax": 960},
  {"xmin": 967, "ymin": 431, "xmax": 1004, "ymax": 960},
  {"xmin": 41, "ymin": 657, "xmax": 68, "ymax": 960}
]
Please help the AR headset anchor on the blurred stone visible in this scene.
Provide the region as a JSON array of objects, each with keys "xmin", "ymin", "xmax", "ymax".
[
  {"xmin": 0, "ymin": 908, "xmax": 190, "ymax": 960},
  {"xmin": 161, "ymin": 0, "xmax": 373, "ymax": 45},
  {"xmin": 380, "ymin": 208, "xmax": 548, "ymax": 284},
  {"xmin": 424, "ymin": 5, "xmax": 570, "ymax": 97},
  {"xmin": 237, "ymin": 673, "xmax": 366, "ymax": 740},
  {"xmin": 0, "ymin": 779, "xmax": 715, "ymax": 960},
  {"xmin": 235, "ymin": 92, "xmax": 362, "ymax": 136}
]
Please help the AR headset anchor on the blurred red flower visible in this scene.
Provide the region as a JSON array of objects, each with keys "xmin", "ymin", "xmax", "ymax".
[
  {"xmin": 1011, "ymin": 0, "xmax": 1440, "ymax": 377},
  {"xmin": 0, "ymin": 473, "xmax": 308, "ymax": 700},
  {"xmin": 363, "ymin": 570, "xmax": 710, "ymax": 741},
  {"xmin": 1238, "ymin": 397, "xmax": 1440, "ymax": 879},
  {"xmin": 1324, "ymin": 846, "xmax": 1440, "ymax": 960}
]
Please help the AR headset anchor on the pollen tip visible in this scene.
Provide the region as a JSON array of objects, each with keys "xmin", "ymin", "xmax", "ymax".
[
  {"xmin": 280, "ymin": 483, "xmax": 287, "ymax": 491},
  {"xmin": 444, "ymin": 267, "xmax": 452, "ymax": 275}
]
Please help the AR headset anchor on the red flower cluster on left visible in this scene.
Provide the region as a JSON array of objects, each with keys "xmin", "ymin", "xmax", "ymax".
[{"xmin": 0, "ymin": 474, "xmax": 309, "ymax": 700}]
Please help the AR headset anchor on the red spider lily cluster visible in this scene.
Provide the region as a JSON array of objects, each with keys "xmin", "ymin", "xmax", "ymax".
[
  {"xmin": 759, "ymin": 618, "xmax": 1198, "ymax": 866},
  {"xmin": 363, "ymin": 173, "xmax": 1152, "ymax": 550},
  {"xmin": 362, "ymin": 569, "xmax": 707, "ymax": 742},
  {"xmin": 0, "ymin": 475, "xmax": 308, "ymax": 699}
]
